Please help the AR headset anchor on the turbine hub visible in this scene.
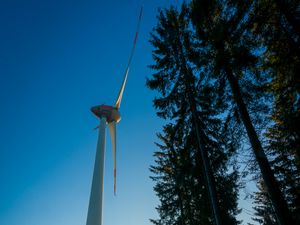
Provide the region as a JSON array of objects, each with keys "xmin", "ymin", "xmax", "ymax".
[{"xmin": 91, "ymin": 105, "xmax": 121, "ymax": 123}]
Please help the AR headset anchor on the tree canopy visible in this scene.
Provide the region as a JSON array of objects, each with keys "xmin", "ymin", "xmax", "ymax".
[{"xmin": 148, "ymin": 1, "xmax": 300, "ymax": 225}]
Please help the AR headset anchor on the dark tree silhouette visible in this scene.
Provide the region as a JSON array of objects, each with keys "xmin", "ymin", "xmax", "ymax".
[
  {"xmin": 190, "ymin": 1, "xmax": 295, "ymax": 224},
  {"xmin": 148, "ymin": 5, "xmax": 240, "ymax": 225}
]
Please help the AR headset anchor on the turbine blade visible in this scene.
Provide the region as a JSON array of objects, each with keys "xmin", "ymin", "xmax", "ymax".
[
  {"xmin": 108, "ymin": 121, "xmax": 117, "ymax": 195},
  {"xmin": 114, "ymin": 67, "xmax": 129, "ymax": 109},
  {"xmin": 114, "ymin": 2, "xmax": 144, "ymax": 109}
]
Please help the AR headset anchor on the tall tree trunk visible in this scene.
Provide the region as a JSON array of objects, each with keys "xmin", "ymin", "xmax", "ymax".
[
  {"xmin": 175, "ymin": 19, "xmax": 223, "ymax": 224},
  {"xmin": 225, "ymin": 67, "xmax": 295, "ymax": 225},
  {"xmin": 184, "ymin": 66, "xmax": 222, "ymax": 225},
  {"xmin": 188, "ymin": 83, "xmax": 222, "ymax": 225}
]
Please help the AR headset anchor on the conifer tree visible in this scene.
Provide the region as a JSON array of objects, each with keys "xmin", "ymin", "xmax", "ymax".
[
  {"xmin": 148, "ymin": 4, "xmax": 240, "ymax": 225},
  {"xmin": 249, "ymin": 1, "xmax": 300, "ymax": 223},
  {"xmin": 149, "ymin": 1, "xmax": 299, "ymax": 224},
  {"xmin": 190, "ymin": 1, "xmax": 294, "ymax": 224}
]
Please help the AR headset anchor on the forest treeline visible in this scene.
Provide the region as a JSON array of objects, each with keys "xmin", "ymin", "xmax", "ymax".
[{"xmin": 147, "ymin": 1, "xmax": 299, "ymax": 225}]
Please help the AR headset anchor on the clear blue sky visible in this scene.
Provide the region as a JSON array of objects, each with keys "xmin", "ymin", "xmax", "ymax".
[{"xmin": 0, "ymin": 1, "xmax": 255, "ymax": 224}]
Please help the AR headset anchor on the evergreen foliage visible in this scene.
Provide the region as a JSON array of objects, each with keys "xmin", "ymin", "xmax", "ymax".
[
  {"xmin": 251, "ymin": 179, "xmax": 278, "ymax": 225},
  {"xmin": 148, "ymin": 5, "xmax": 240, "ymax": 225},
  {"xmin": 249, "ymin": 0, "xmax": 300, "ymax": 223},
  {"xmin": 148, "ymin": 0, "xmax": 300, "ymax": 224}
]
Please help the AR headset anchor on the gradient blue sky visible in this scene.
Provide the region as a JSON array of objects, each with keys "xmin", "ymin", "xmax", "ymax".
[{"xmin": 0, "ymin": 1, "xmax": 255, "ymax": 224}]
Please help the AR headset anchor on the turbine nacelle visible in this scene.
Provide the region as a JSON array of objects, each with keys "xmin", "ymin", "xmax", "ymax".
[{"xmin": 91, "ymin": 105, "xmax": 121, "ymax": 123}]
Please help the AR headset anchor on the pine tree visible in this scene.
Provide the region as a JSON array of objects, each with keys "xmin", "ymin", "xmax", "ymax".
[
  {"xmin": 148, "ymin": 4, "xmax": 240, "ymax": 225},
  {"xmin": 249, "ymin": 0, "xmax": 300, "ymax": 223},
  {"xmin": 150, "ymin": 123, "xmax": 196, "ymax": 225},
  {"xmin": 190, "ymin": 1, "xmax": 294, "ymax": 224},
  {"xmin": 149, "ymin": 1, "xmax": 299, "ymax": 224}
]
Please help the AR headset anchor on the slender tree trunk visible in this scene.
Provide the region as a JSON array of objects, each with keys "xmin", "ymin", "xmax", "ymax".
[
  {"xmin": 225, "ymin": 67, "xmax": 295, "ymax": 225},
  {"xmin": 174, "ymin": 21, "xmax": 222, "ymax": 224},
  {"xmin": 184, "ymin": 67, "xmax": 222, "ymax": 225},
  {"xmin": 188, "ymin": 86, "xmax": 222, "ymax": 225}
]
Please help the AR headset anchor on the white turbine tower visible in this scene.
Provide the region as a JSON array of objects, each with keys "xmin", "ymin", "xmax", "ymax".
[{"xmin": 86, "ymin": 3, "xmax": 143, "ymax": 225}]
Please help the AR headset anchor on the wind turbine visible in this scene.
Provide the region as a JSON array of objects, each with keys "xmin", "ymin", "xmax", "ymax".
[
  {"xmin": 86, "ymin": 68, "xmax": 128, "ymax": 225},
  {"xmin": 85, "ymin": 3, "xmax": 143, "ymax": 225}
]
